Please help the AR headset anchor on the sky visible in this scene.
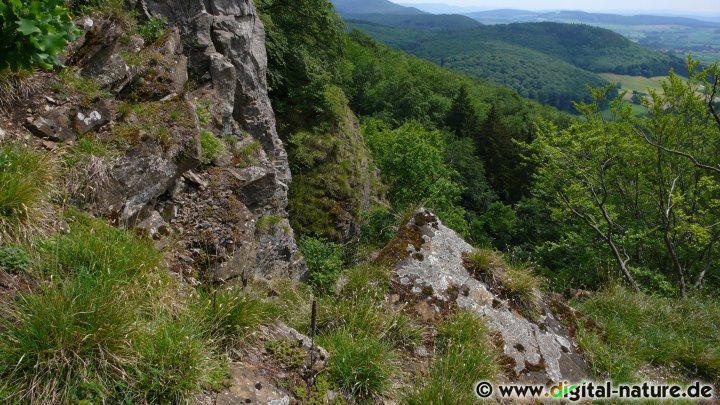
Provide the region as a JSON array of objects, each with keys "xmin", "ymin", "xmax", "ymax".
[{"xmin": 394, "ymin": 0, "xmax": 720, "ymax": 15}]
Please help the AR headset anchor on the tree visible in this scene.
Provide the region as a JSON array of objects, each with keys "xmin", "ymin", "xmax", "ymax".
[{"xmin": 531, "ymin": 63, "xmax": 720, "ymax": 296}]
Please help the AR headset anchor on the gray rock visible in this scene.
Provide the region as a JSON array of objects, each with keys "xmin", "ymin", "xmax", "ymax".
[
  {"xmin": 72, "ymin": 100, "xmax": 111, "ymax": 134},
  {"xmin": 142, "ymin": 0, "xmax": 304, "ymax": 279},
  {"xmin": 25, "ymin": 108, "xmax": 76, "ymax": 143},
  {"xmin": 216, "ymin": 363, "xmax": 290, "ymax": 405},
  {"xmin": 379, "ymin": 209, "xmax": 589, "ymax": 384}
]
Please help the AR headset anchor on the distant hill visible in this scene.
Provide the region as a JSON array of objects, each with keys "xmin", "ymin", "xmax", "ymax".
[
  {"xmin": 344, "ymin": 14, "xmax": 480, "ymax": 31},
  {"xmin": 346, "ymin": 20, "xmax": 686, "ymax": 112},
  {"xmin": 330, "ymin": 0, "xmax": 425, "ymax": 15},
  {"xmin": 465, "ymin": 9, "xmax": 720, "ymax": 28}
]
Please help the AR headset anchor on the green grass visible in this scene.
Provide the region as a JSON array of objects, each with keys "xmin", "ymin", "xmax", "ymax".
[
  {"xmin": 575, "ymin": 286, "xmax": 720, "ymax": 383},
  {"xmin": 0, "ymin": 211, "xmax": 227, "ymax": 402},
  {"xmin": 0, "ymin": 270, "xmax": 140, "ymax": 402},
  {"xmin": 407, "ymin": 311, "xmax": 498, "ymax": 404},
  {"xmin": 191, "ymin": 288, "xmax": 279, "ymax": 349},
  {"xmin": 320, "ymin": 330, "xmax": 399, "ymax": 401},
  {"xmin": 133, "ymin": 315, "xmax": 226, "ymax": 403},
  {"xmin": 339, "ymin": 263, "xmax": 391, "ymax": 301},
  {"xmin": 199, "ymin": 130, "xmax": 226, "ymax": 165},
  {"xmin": 598, "ymin": 73, "xmax": 668, "ymax": 95},
  {"xmin": 467, "ymin": 249, "xmax": 543, "ymax": 319},
  {"xmin": 0, "ymin": 144, "xmax": 56, "ymax": 243}
]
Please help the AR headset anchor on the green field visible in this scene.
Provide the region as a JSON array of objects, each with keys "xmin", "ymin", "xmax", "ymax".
[{"xmin": 598, "ymin": 73, "xmax": 668, "ymax": 95}]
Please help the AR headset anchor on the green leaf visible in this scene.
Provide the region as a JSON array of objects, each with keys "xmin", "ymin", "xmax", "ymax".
[{"xmin": 17, "ymin": 19, "xmax": 41, "ymax": 35}]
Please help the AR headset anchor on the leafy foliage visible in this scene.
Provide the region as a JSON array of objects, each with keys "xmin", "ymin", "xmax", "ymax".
[
  {"xmin": 297, "ymin": 236, "xmax": 347, "ymax": 294},
  {"xmin": 0, "ymin": 0, "xmax": 78, "ymax": 71},
  {"xmin": 199, "ymin": 130, "xmax": 226, "ymax": 165},
  {"xmin": 529, "ymin": 61, "xmax": 720, "ymax": 295}
]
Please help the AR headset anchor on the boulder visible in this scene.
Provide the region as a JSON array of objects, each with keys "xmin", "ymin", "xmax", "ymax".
[{"xmin": 378, "ymin": 209, "xmax": 589, "ymax": 384}]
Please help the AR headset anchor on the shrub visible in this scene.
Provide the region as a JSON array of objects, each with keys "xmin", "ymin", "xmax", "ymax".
[
  {"xmin": 199, "ymin": 130, "xmax": 226, "ymax": 165},
  {"xmin": 0, "ymin": 144, "xmax": 56, "ymax": 243},
  {"xmin": 321, "ymin": 330, "xmax": 398, "ymax": 401},
  {"xmin": 0, "ymin": 0, "xmax": 78, "ymax": 71},
  {"xmin": 298, "ymin": 236, "xmax": 346, "ymax": 295},
  {"xmin": 0, "ymin": 245, "xmax": 31, "ymax": 273},
  {"xmin": 135, "ymin": 16, "xmax": 166, "ymax": 44}
]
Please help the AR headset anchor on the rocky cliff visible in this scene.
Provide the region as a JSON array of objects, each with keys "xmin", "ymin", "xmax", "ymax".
[{"xmin": 1, "ymin": 0, "xmax": 304, "ymax": 282}]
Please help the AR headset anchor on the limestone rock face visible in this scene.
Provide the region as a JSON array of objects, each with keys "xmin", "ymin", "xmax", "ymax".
[{"xmin": 379, "ymin": 209, "xmax": 589, "ymax": 384}]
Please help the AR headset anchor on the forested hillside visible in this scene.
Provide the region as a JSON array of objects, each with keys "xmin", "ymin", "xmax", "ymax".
[{"xmin": 345, "ymin": 19, "xmax": 686, "ymax": 111}]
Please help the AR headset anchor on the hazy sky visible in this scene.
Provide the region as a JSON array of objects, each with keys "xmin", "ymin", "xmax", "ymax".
[{"xmin": 395, "ymin": 0, "xmax": 720, "ymax": 15}]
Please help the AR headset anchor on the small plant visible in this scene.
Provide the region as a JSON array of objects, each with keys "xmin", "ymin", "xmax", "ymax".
[
  {"xmin": 321, "ymin": 330, "xmax": 398, "ymax": 401},
  {"xmin": 195, "ymin": 101, "xmax": 211, "ymax": 127},
  {"xmin": 0, "ymin": 0, "xmax": 79, "ymax": 71},
  {"xmin": 234, "ymin": 141, "xmax": 262, "ymax": 168},
  {"xmin": 0, "ymin": 245, "xmax": 31, "ymax": 273},
  {"xmin": 58, "ymin": 68, "xmax": 112, "ymax": 104},
  {"xmin": 70, "ymin": 0, "xmax": 137, "ymax": 29},
  {"xmin": 0, "ymin": 144, "xmax": 56, "ymax": 243},
  {"xmin": 266, "ymin": 339, "xmax": 307, "ymax": 369},
  {"xmin": 0, "ymin": 69, "xmax": 39, "ymax": 108},
  {"xmin": 467, "ymin": 248, "xmax": 542, "ymax": 319},
  {"xmin": 199, "ymin": 130, "xmax": 226, "ymax": 165},
  {"xmin": 135, "ymin": 16, "xmax": 167, "ymax": 44},
  {"xmin": 256, "ymin": 214, "xmax": 282, "ymax": 233},
  {"xmin": 298, "ymin": 236, "xmax": 346, "ymax": 295}
]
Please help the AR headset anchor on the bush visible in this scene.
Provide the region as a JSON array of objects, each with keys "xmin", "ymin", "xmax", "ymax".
[
  {"xmin": 0, "ymin": 144, "xmax": 56, "ymax": 243},
  {"xmin": 359, "ymin": 206, "xmax": 396, "ymax": 248},
  {"xmin": 321, "ymin": 330, "xmax": 398, "ymax": 401},
  {"xmin": 0, "ymin": 0, "xmax": 78, "ymax": 71},
  {"xmin": 297, "ymin": 236, "xmax": 346, "ymax": 295},
  {"xmin": 199, "ymin": 130, "xmax": 226, "ymax": 165}
]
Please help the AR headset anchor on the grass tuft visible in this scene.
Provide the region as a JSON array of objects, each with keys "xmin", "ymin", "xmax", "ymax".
[
  {"xmin": 0, "ymin": 144, "xmax": 56, "ymax": 243},
  {"xmin": 192, "ymin": 288, "xmax": 278, "ymax": 349},
  {"xmin": 575, "ymin": 286, "xmax": 720, "ymax": 382},
  {"xmin": 321, "ymin": 330, "xmax": 399, "ymax": 401},
  {"xmin": 199, "ymin": 130, "xmax": 226, "ymax": 165},
  {"xmin": 407, "ymin": 311, "xmax": 498, "ymax": 404}
]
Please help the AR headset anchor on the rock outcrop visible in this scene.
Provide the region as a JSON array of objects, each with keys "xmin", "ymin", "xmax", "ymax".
[
  {"xmin": 379, "ymin": 209, "xmax": 589, "ymax": 384},
  {"xmin": 7, "ymin": 0, "xmax": 305, "ymax": 280}
]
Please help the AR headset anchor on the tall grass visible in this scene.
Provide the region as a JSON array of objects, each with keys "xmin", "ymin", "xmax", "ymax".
[
  {"xmin": 575, "ymin": 286, "xmax": 720, "ymax": 382},
  {"xmin": 0, "ymin": 144, "xmax": 56, "ymax": 243},
  {"xmin": 0, "ymin": 212, "xmax": 227, "ymax": 402},
  {"xmin": 320, "ymin": 330, "xmax": 399, "ymax": 401},
  {"xmin": 407, "ymin": 311, "xmax": 499, "ymax": 404},
  {"xmin": 0, "ymin": 270, "xmax": 139, "ymax": 402}
]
